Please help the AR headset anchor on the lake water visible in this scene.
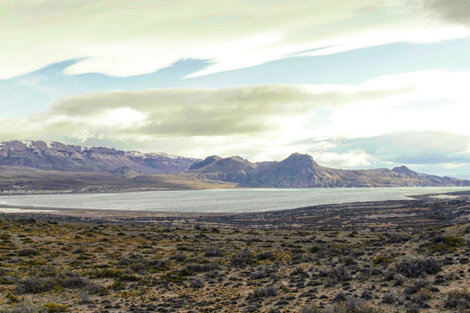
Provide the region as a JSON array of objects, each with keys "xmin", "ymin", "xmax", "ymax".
[{"xmin": 0, "ymin": 187, "xmax": 468, "ymax": 213}]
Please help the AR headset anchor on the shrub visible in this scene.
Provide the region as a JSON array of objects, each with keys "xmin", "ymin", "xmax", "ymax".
[
  {"xmin": 29, "ymin": 265, "xmax": 57, "ymax": 278},
  {"xmin": 405, "ymin": 279, "xmax": 431, "ymax": 294},
  {"xmin": 333, "ymin": 291, "xmax": 348, "ymax": 302},
  {"xmin": 147, "ymin": 259, "xmax": 168, "ymax": 271},
  {"xmin": 43, "ymin": 303, "xmax": 68, "ymax": 313},
  {"xmin": 189, "ymin": 278, "xmax": 203, "ymax": 289},
  {"xmin": 89, "ymin": 269, "xmax": 123, "ymax": 279},
  {"xmin": 290, "ymin": 266, "xmax": 308, "ymax": 277},
  {"xmin": 61, "ymin": 274, "xmax": 92, "ymax": 289},
  {"xmin": 1, "ymin": 302, "xmax": 68, "ymax": 313},
  {"xmin": 445, "ymin": 289, "xmax": 470, "ymax": 309},
  {"xmin": 337, "ymin": 299, "xmax": 382, "ymax": 313},
  {"xmin": 257, "ymin": 251, "xmax": 276, "ymax": 261},
  {"xmin": 361, "ymin": 290, "xmax": 373, "ymax": 300},
  {"xmin": 301, "ymin": 299, "xmax": 382, "ymax": 313},
  {"xmin": 248, "ymin": 286, "xmax": 277, "ymax": 300},
  {"xmin": 230, "ymin": 249, "xmax": 256, "ymax": 268},
  {"xmin": 17, "ymin": 249, "xmax": 38, "ymax": 257},
  {"xmin": 381, "ymin": 292, "xmax": 397, "ymax": 304},
  {"xmin": 204, "ymin": 249, "xmax": 224, "ymax": 257},
  {"xmin": 396, "ymin": 258, "xmax": 440, "ymax": 278},
  {"xmin": 393, "ymin": 274, "xmax": 406, "ymax": 286},
  {"xmin": 371, "ymin": 255, "xmax": 394, "ymax": 265},
  {"xmin": 328, "ymin": 266, "xmax": 350, "ymax": 282},
  {"xmin": 309, "ymin": 245, "xmax": 321, "ymax": 253},
  {"xmin": 173, "ymin": 253, "xmax": 188, "ymax": 262},
  {"xmin": 300, "ymin": 306, "xmax": 322, "ymax": 313},
  {"xmin": 185, "ymin": 263, "xmax": 220, "ymax": 273},
  {"xmin": 1, "ymin": 302, "xmax": 39, "ymax": 313},
  {"xmin": 414, "ymin": 288, "xmax": 432, "ymax": 304},
  {"xmin": 428, "ymin": 236, "xmax": 465, "ymax": 252},
  {"xmin": 15, "ymin": 277, "xmax": 55, "ymax": 294}
]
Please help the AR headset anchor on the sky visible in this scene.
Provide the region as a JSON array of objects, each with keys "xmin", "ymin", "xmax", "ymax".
[{"xmin": 1, "ymin": 0, "xmax": 470, "ymax": 176}]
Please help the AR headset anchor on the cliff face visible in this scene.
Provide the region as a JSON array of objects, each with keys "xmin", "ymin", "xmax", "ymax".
[
  {"xmin": 0, "ymin": 140, "xmax": 198, "ymax": 175},
  {"xmin": 191, "ymin": 152, "xmax": 470, "ymax": 188}
]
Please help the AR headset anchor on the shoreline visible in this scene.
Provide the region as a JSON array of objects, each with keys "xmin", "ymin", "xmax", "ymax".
[
  {"xmin": 1, "ymin": 185, "xmax": 470, "ymax": 197},
  {"xmin": 1, "ymin": 190, "xmax": 469, "ymax": 228}
]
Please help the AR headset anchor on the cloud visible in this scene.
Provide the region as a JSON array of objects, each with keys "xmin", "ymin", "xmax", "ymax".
[
  {"xmin": 298, "ymin": 132, "xmax": 470, "ymax": 167},
  {"xmin": 39, "ymin": 84, "xmax": 403, "ymax": 138},
  {"xmin": 0, "ymin": 0, "xmax": 469, "ymax": 79},
  {"xmin": 1, "ymin": 70, "xmax": 469, "ymax": 177},
  {"xmin": 0, "ymin": 79, "xmax": 409, "ymax": 159},
  {"xmin": 422, "ymin": 0, "xmax": 470, "ymax": 26},
  {"xmin": 314, "ymin": 150, "xmax": 375, "ymax": 168},
  {"xmin": 309, "ymin": 70, "xmax": 470, "ymax": 140}
]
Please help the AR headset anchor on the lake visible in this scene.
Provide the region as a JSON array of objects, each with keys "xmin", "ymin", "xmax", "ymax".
[{"xmin": 0, "ymin": 187, "xmax": 468, "ymax": 213}]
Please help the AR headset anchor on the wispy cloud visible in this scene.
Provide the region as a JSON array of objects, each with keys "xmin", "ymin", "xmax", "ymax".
[{"xmin": 1, "ymin": 0, "xmax": 469, "ymax": 79}]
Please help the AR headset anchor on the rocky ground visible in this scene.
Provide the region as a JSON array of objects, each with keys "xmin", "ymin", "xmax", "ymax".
[{"xmin": 1, "ymin": 192, "xmax": 470, "ymax": 313}]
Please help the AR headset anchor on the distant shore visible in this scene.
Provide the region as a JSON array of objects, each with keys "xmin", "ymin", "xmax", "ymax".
[{"xmin": 1, "ymin": 189, "xmax": 470, "ymax": 230}]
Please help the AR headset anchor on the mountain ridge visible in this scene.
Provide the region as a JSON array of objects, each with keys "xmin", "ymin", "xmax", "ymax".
[
  {"xmin": 0, "ymin": 140, "xmax": 199, "ymax": 175},
  {"xmin": 190, "ymin": 152, "xmax": 470, "ymax": 188},
  {"xmin": 0, "ymin": 140, "xmax": 469, "ymax": 190}
]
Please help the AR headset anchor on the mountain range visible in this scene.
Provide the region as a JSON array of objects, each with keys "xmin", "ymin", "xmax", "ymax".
[
  {"xmin": 0, "ymin": 140, "xmax": 468, "ymax": 193},
  {"xmin": 0, "ymin": 140, "xmax": 198, "ymax": 175},
  {"xmin": 190, "ymin": 152, "xmax": 470, "ymax": 188}
]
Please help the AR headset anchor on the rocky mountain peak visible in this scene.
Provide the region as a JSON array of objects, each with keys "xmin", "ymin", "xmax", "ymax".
[
  {"xmin": 392, "ymin": 165, "xmax": 417, "ymax": 176},
  {"xmin": 281, "ymin": 153, "xmax": 319, "ymax": 168},
  {"xmin": 189, "ymin": 155, "xmax": 222, "ymax": 171}
]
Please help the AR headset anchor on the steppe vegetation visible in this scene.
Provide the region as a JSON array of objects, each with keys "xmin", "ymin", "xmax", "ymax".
[{"xmin": 0, "ymin": 213, "xmax": 469, "ymax": 313}]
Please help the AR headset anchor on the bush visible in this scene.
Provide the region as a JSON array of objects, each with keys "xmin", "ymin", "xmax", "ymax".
[
  {"xmin": 1, "ymin": 302, "xmax": 39, "ymax": 313},
  {"xmin": 405, "ymin": 279, "xmax": 430, "ymax": 294},
  {"xmin": 61, "ymin": 274, "xmax": 92, "ymax": 289},
  {"xmin": 173, "ymin": 253, "xmax": 188, "ymax": 262},
  {"xmin": 414, "ymin": 288, "xmax": 432, "ymax": 305},
  {"xmin": 393, "ymin": 274, "xmax": 406, "ymax": 286},
  {"xmin": 17, "ymin": 249, "xmax": 38, "ymax": 257},
  {"xmin": 185, "ymin": 263, "xmax": 220, "ymax": 273},
  {"xmin": 428, "ymin": 236, "xmax": 465, "ymax": 252},
  {"xmin": 396, "ymin": 258, "xmax": 440, "ymax": 278},
  {"xmin": 43, "ymin": 303, "xmax": 68, "ymax": 313},
  {"xmin": 309, "ymin": 245, "xmax": 321, "ymax": 253},
  {"xmin": 300, "ymin": 306, "xmax": 322, "ymax": 313},
  {"xmin": 257, "ymin": 251, "xmax": 276, "ymax": 261},
  {"xmin": 290, "ymin": 266, "xmax": 308, "ymax": 277},
  {"xmin": 445, "ymin": 289, "xmax": 470, "ymax": 309},
  {"xmin": 248, "ymin": 286, "xmax": 277, "ymax": 300},
  {"xmin": 147, "ymin": 259, "xmax": 168, "ymax": 271},
  {"xmin": 89, "ymin": 268, "xmax": 123, "ymax": 279},
  {"xmin": 204, "ymin": 249, "xmax": 224, "ymax": 257},
  {"xmin": 189, "ymin": 278, "xmax": 203, "ymax": 289},
  {"xmin": 301, "ymin": 299, "xmax": 382, "ymax": 313},
  {"xmin": 230, "ymin": 249, "xmax": 256, "ymax": 268},
  {"xmin": 15, "ymin": 277, "xmax": 55, "ymax": 294},
  {"xmin": 381, "ymin": 292, "xmax": 397, "ymax": 304},
  {"xmin": 371, "ymin": 255, "xmax": 393, "ymax": 265},
  {"xmin": 328, "ymin": 266, "xmax": 350, "ymax": 282},
  {"xmin": 333, "ymin": 291, "xmax": 348, "ymax": 302}
]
